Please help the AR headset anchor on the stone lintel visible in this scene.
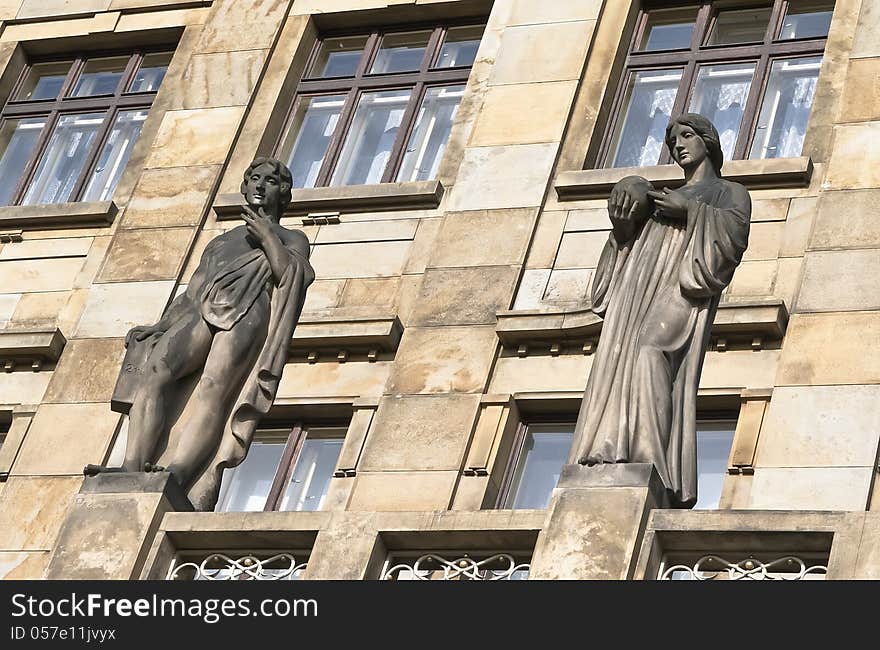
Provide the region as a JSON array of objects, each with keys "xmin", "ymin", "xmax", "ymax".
[
  {"xmin": 80, "ymin": 471, "xmax": 194, "ymax": 512},
  {"xmin": 496, "ymin": 300, "xmax": 788, "ymax": 346},
  {"xmin": 213, "ymin": 180, "xmax": 444, "ymax": 219},
  {"xmin": 555, "ymin": 157, "xmax": 813, "ymax": 200},
  {"xmin": 0, "ymin": 201, "xmax": 117, "ymax": 229},
  {"xmin": 0, "ymin": 328, "xmax": 67, "ymax": 365},
  {"xmin": 292, "ymin": 313, "xmax": 403, "ymax": 353}
]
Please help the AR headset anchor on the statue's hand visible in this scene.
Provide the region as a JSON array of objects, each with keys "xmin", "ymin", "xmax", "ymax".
[
  {"xmin": 647, "ymin": 187, "xmax": 690, "ymax": 221},
  {"xmin": 241, "ymin": 205, "xmax": 278, "ymax": 246},
  {"xmin": 124, "ymin": 325, "xmax": 164, "ymax": 348}
]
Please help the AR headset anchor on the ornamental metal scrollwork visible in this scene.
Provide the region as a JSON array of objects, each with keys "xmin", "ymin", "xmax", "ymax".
[
  {"xmin": 167, "ymin": 553, "xmax": 307, "ymax": 581},
  {"xmin": 660, "ymin": 555, "xmax": 828, "ymax": 581},
  {"xmin": 382, "ymin": 553, "xmax": 530, "ymax": 581}
]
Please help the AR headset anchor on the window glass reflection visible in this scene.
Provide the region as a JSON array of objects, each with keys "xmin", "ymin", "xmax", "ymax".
[
  {"xmin": 82, "ymin": 109, "xmax": 148, "ymax": 201},
  {"xmin": 16, "ymin": 62, "xmax": 72, "ymax": 101},
  {"xmin": 708, "ymin": 6, "xmax": 772, "ymax": 45},
  {"xmin": 71, "ymin": 57, "xmax": 128, "ymax": 97},
  {"xmin": 689, "ymin": 62, "xmax": 756, "ymax": 160},
  {"xmin": 278, "ymin": 94, "xmax": 346, "ymax": 189},
  {"xmin": 779, "ymin": 0, "xmax": 834, "ymax": 40},
  {"xmin": 311, "ymin": 36, "xmax": 368, "ymax": 78},
  {"xmin": 694, "ymin": 421, "xmax": 736, "ymax": 510},
  {"xmin": 397, "ymin": 84, "xmax": 464, "ymax": 182},
  {"xmin": 215, "ymin": 436, "xmax": 287, "ymax": 512},
  {"xmin": 280, "ymin": 431, "xmax": 345, "ymax": 512},
  {"xmin": 0, "ymin": 117, "xmax": 46, "ymax": 205},
  {"xmin": 639, "ymin": 7, "xmax": 698, "ymax": 51},
  {"xmin": 505, "ymin": 424, "xmax": 573, "ymax": 509},
  {"xmin": 435, "ymin": 25, "xmax": 484, "ymax": 67},
  {"xmin": 129, "ymin": 52, "xmax": 172, "ymax": 93},
  {"xmin": 370, "ymin": 31, "xmax": 431, "ymax": 74}
]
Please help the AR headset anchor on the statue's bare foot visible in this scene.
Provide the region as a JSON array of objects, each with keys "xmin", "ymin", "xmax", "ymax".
[{"xmin": 578, "ymin": 456, "xmax": 601, "ymax": 466}]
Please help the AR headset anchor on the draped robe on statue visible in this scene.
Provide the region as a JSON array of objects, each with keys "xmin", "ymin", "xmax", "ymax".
[
  {"xmin": 153, "ymin": 224, "xmax": 314, "ymax": 511},
  {"xmin": 567, "ymin": 177, "xmax": 750, "ymax": 507}
]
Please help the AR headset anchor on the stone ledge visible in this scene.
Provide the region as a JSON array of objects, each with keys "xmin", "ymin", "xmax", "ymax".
[
  {"xmin": 213, "ymin": 180, "xmax": 444, "ymax": 220},
  {"xmin": 496, "ymin": 300, "xmax": 789, "ymax": 347},
  {"xmin": 555, "ymin": 157, "xmax": 814, "ymax": 200},
  {"xmin": 0, "ymin": 201, "xmax": 117, "ymax": 229},
  {"xmin": 291, "ymin": 311, "xmax": 403, "ymax": 353},
  {"xmin": 0, "ymin": 328, "xmax": 66, "ymax": 369}
]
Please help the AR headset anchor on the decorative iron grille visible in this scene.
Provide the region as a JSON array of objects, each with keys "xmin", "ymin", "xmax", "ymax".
[
  {"xmin": 659, "ymin": 555, "xmax": 828, "ymax": 581},
  {"xmin": 381, "ymin": 553, "xmax": 530, "ymax": 581},
  {"xmin": 166, "ymin": 553, "xmax": 308, "ymax": 581}
]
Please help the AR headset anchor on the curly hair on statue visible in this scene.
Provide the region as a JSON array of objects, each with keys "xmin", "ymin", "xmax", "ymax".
[
  {"xmin": 665, "ymin": 113, "xmax": 724, "ymax": 175},
  {"xmin": 241, "ymin": 157, "xmax": 293, "ymax": 206}
]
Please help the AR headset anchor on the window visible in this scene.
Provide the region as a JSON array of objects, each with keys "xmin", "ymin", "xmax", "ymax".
[
  {"xmin": 276, "ymin": 23, "xmax": 484, "ymax": 189},
  {"xmin": 0, "ymin": 50, "xmax": 173, "ymax": 206},
  {"xmin": 602, "ymin": 0, "xmax": 833, "ymax": 168},
  {"xmin": 215, "ymin": 424, "xmax": 346, "ymax": 512},
  {"xmin": 497, "ymin": 417, "xmax": 735, "ymax": 510}
]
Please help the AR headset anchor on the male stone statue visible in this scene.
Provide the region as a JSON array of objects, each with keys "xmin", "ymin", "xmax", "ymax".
[
  {"xmin": 567, "ymin": 113, "xmax": 750, "ymax": 507},
  {"xmin": 99, "ymin": 157, "xmax": 314, "ymax": 511}
]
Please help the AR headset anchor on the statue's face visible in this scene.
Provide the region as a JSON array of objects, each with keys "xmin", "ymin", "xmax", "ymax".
[
  {"xmin": 243, "ymin": 162, "xmax": 283, "ymax": 217},
  {"xmin": 668, "ymin": 123, "xmax": 708, "ymax": 169}
]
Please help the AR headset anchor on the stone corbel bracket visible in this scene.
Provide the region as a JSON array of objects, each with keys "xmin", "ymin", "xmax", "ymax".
[
  {"xmin": 496, "ymin": 300, "xmax": 788, "ymax": 354},
  {"xmin": 555, "ymin": 157, "xmax": 813, "ymax": 201},
  {"xmin": 212, "ymin": 180, "xmax": 444, "ymax": 220},
  {"xmin": 0, "ymin": 328, "xmax": 67, "ymax": 372},
  {"xmin": 290, "ymin": 312, "xmax": 403, "ymax": 362}
]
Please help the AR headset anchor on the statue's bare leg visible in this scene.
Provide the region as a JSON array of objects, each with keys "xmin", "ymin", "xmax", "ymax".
[
  {"xmin": 166, "ymin": 301, "xmax": 268, "ymax": 488},
  {"xmin": 123, "ymin": 312, "xmax": 213, "ymax": 472}
]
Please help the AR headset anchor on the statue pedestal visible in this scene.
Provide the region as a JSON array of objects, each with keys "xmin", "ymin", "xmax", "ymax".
[
  {"xmin": 529, "ymin": 463, "xmax": 669, "ymax": 580},
  {"xmin": 45, "ymin": 472, "xmax": 193, "ymax": 580}
]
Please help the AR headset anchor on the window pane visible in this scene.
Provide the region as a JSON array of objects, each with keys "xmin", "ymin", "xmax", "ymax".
[
  {"xmin": 278, "ymin": 94, "xmax": 346, "ymax": 189},
  {"xmin": 311, "ymin": 36, "xmax": 368, "ymax": 78},
  {"xmin": 129, "ymin": 52, "xmax": 172, "ymax": 92},
  {"xmin": 694, "ymin": 420, "xmax": 736, "ymax": 510},
  {"xmin": 638, "ymin": 7, "xmax": 699, "ymax": 51},
  {"xmin": 0, "ymin": 117, "xmax": 46, "ymax": 206},
  {"xmin": 21, "ymin": 112, "xmax": 104, "ymax": 205},
  {"xmin": 82, "ymin": 109, "xmax": 148, "ymax": 202},
  {"xmin": 436, "ymin": 25, "xmax": 484, "ymax": 68},
  {"xmin": 708, "ymin": 6, "xmax": 772, "ymax": 45},
  {"xmin": 16, "ymin": 62, "xmax": 72, "ymax": 101},
  {"xmin": 71, "ymin": 56, "xmax": 129, "ymax": 97},
  {"xmin": 370, "ymin": 30, "xmax": 432, "ymax": 74},
  {"xmin": 215, "ymin": 436, "xmax": 287, "ymax": 512},
  {"xmin": 396, "ymin": 84, "xmax": 464, "ymax": 182},
  {"xmin": 505, "ymin": 424, "xmax": 573, "ymax": 509},
  {"xmin": 279, "ymin": 431, "xmax": 345, "ymax": 512},
  {"xmin": 688, "ymin": 62, "xmax": 756, "ymax": 160},
  {"xmin": 610, "ymin": 68, "xmax": 682, "ymax": 168},
  {"xmin": 749, "ymin": 56, "xmax": 821, "ymax": 160},
  {"xmin": 330, "ymin": 89, "xmax": 411, "ymax": 186},
  {"xmin": 779, "ymin": 0, "xmax": 834, "ymax": 40}
]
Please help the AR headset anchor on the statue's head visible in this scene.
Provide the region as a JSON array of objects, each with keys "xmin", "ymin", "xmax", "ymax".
[
  {"xmin": 241, "ymin": 157, "xmax": 294, "ymax": 220},
  {"xmin": 665, "ymin": 113, "xmax": 723, "ymax": 176}
]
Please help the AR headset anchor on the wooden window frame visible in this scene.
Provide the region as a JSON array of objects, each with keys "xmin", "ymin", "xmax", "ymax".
[
  {"xmin": 598, "ymin": 0, "xmax": 832, "ymax": 167},
  {"xmin": 0, "ymin": 48, "xmax": 172, "ymax": 206},
  {"xmin": 274, "ymin": 20, "xmax": 484, "ymax": 188},
  {"xmin": 258, "ymin": 422, "xmax": 348, "ymax": 512}
]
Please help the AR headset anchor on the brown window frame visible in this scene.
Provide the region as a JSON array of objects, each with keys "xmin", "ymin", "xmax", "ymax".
[
  {"xmin": 247, "ymin": 422, "xmax": 348, "ymax": 512},
  {"xmin": 275, "ymin": 20, "xmax": 484, "ymax": 187},
  {"xmin": 1, "ymin": 48, "xmax": 172, "ymax": 206},
  {"xmin": 598, "ymin": 0, "xmax": 832, "ymax": 167}
]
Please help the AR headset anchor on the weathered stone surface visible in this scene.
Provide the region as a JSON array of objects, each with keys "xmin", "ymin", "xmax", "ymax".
[
  {"xmin": 702, "ymin": 349, "xmax": 779, "ymax": 390},
  {"xmin": 402, "ymin": 217, "xmax": 441, "ymax": 275},
  {"xmin": 449, "ymin": 143, "xmax": 558, "ymax": 211},
  {"xmin": 839, "ymin": 58, "xmax": 880, "ymax": 122},
  {"xmin": 798, "ymin": 249, "xmax": 880, "ymax": 312},
  {"xmin": 512, "ymin": 268, "xmax": 551, "ymax": 309},
  {"xmin": 339, "ymin": 277, "xmax": 401, "ymax": 308},
  {"xmin": 811, "ymin": 190, "xmax": 880, "ymax": 249},
  {"xmin": 195, "ymin": 0, "xmax": 289, "ymax": 54},
  {"xmin": 276, "ymin": 361, "xmax": 391, "ymax": 399},
  {"xmin": 98, "ymin": 228, "xmax": 194, "ymax": 282},
  {"xmin": 469, "ymin": 81, "xmax": 577, "ymax": 146},
  {"xmin": 554, "ymin": 231, "xmax": 608, "ymax": 269},
  {"xmin": 311, "ymin": 241, "xmax": 411, "ymax": 279},
  {"xmin": 0, "ymin": 552, "xmax": 49, "ymax": 579},
  {"xmin": 749, "ymin": 467, "xmax": 873, "ymax": 511},
  {"xmin": 0, "ymin": 258, "xmax": 87, "ymax": 293},
  {"xmin": 0, "ymin": 292, "xmax": 20, "ymax": 325},
  {"xmin": 0, "ymin": 476, "xmax": 82, "ymax": 550},
  {"xmin": 726, "ymin": 260, "xmax": 777, "ymax": 298},
  {"xmin": 347, "ymin": 471, "xmax": 458, "ymax": 511},
  {"xmin": 490, "ymin": 21, "xmax": 593, "ymax": 85},
  {"xmin": 145, "ymin": 107, "xmax": 245, "ymax": 168},
  {"xmin": 17, "ymin": 0, "xmax": 109, "ymax": 19},
  {"xmin": 526, "ymin": 210, "xmax": 566, "ymax": 269},
  {"xmin": 411, "ymin": 266, "xmax": 519, "ymax": 327},
  {"xmin": 13, "ymin": 404, "xmax": 121, "ymax": 475},
  {"xmin": 302, "ymin": 279, "xmax": 345, "ymax": 311},
  {"xmin": 315, "ymin": 220, "xmax": 418, "ymax": 245},
  {"xmin": 743, "ymin": 222, "xmax": 783, "ymax": 261},
  {"xmin": 43, "ymin": 338, "xmax": 125, "ymax": 404},
  {"xmin": 387, "ymin": 326, "xmax": 497, "ymax": 394},
  {"xmin": 851, "ymin": 0, "xmax": 880, "ymax": 58},
  {"xmin": 73, "ymin": 281, "xmax": 174, "ymax": 338},
  {"xmin": 122, "ymin": 166, "xmax": 218, "ymax": 227},
  {"xmin": 777, "ymin": 312, "xmax": 880, "ymax": 386},
  {"xmin": 544, "ymin": 268, "xmax": 591, "ymax": 304},
  {"xmin": 0, "ymin": 238, "xmax": 92, "ymax": 261},
  {"xmin": 177, "ymin": 49, "xmax": 267, "ymax": 110},
  {"xmin": 429, "ymin": 208, "xmax": 536, "ymax": 268},
  {"xmin": 825, "ymin": 122, "xmax": 880, "ymax": 189},
  {"xmin": 779, "ymin": 197, "xmax": 817, "ymax": 257},
  {"xmin": 488, "ymin": 355, "xmax": 591, "ymax": 394},
  {"xmin": 0, "ymin": 371, "xmax": 51, "ymax": 404},
  {"xmin": 756, "ymin": 385, "xmax": 880, "ymax": 468},
  {"xmin": 507, "ymin": 0, "xmax": 603, "ymax": 25},
  {"xmin": 359, "ymin": 394, "xmax": 480, "ymax": 472}
]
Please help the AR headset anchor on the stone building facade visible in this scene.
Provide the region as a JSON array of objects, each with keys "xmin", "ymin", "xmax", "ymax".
[{"xmin": 0, "ymin": 0, "xmax": 878, "ymax": 580}]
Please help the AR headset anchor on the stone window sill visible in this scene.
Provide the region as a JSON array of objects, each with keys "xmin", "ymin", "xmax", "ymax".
[
  {"xmin": 0, "ymin": 328, "xmax": 67, "ymax": 371},
  {"xmin": 0, "ymin": 201, "xmax": 117, "ymax": 231},
  {"xmin": 555, "ymin": 157, "xmax": 813, "ymax": 201},
  {"xmin": 496, "ymin": 300, "xmax": 788, "ymax": 349},
  {"xmin": 213, "ymin": 180, "xmax": 444, "ymax": 220},
  {"xmin": 291, "ymin": 310, "xmax": 403, "ymax": 355}
]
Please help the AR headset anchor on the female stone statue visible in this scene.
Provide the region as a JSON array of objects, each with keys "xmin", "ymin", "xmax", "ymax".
[
  {"xmin": 108, "ymin": 157, "xmax": 314, "ymax": 511},
  {"xmin": 567, "ymin": 113, "xmax": 750, "ymax": 507}
]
